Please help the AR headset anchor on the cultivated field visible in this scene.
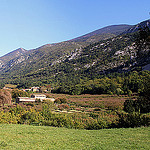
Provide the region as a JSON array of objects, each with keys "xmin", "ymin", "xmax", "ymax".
[
  {"xmin": 47, "ymin": 94, "xmax": 131, "ymax": 112},
  {"xmin": 0, "ymin": 124, "xmax": 149, "ymax": 150}
]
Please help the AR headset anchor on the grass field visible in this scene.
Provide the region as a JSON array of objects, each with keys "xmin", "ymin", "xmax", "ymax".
[{"xmin": 0, "ymin": 124, "xmax": 149, "ymax": 150}]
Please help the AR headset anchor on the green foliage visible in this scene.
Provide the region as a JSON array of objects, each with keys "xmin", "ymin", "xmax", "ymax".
[
  {"xmin": 136, "ymin": 97, "xmax": 150, "ymax": 113},
  {"xmin": 124, "ymin": 99, "xmax": 135, "ymax": 113},
  {"xmin": 40, "ymin": 104, "xmax": 53, "ymax": 121},
  {"xmin": 11, "ymin": 89, "xmax": 29, "ymax": 99},
  {"xmin": 137, "ymin": 77, "xmax": 150, "ymax": 113},
  {"xmin": 0, "ymin": 111, "xmax": 18, "ymax": 124},
  {"xmin": 9, "ymin": 104, "xmax": 25, "ymax": 115},
  {"xmin": 19, "ymin": 110, "xmax": 43, "ymax": 125},
  {"xmin": 124, "ymin": 77, "xmax": 150, "ymax": 113},
  {"xmin": 0, "ymin": 93, "xmax": 149, "ymax": 130},
  {"xmin": 118, "ymin": 112, "xmax": 150, "ymax": 128}
]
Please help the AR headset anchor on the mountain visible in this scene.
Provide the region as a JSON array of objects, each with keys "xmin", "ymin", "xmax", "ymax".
[
  {"xmin": 0, "ymin": 41, "xmax": 82, "ymax": 73},
  {"xmin": 122, "ymin": 19, "xmax": 150, "ymax": 34},
  {"xmin": 0, "ymin": 24, "xmax": 132, "ymax": 72},
  {"xmin": 0, "ymin": 19, "xmax": 149, "ymax": 89}
]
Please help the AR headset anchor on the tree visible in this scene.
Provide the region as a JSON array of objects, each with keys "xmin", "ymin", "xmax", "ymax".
[
  {"xmin": 11, "ymin": 89, "xmax": 29, "ymax": 99},
  {"xmin": 137, "ymin": 78, "xmax": 150, "ymax": 113},
  {"xmin": 124, "ymin": 99, "xmax": 135, "ymax": 113},
  {"xmin": 123, "ymin": 78, "xmax": 150, "ymax": 113},
  {"xmin": 0, "ymin": 89, "xmax": 12, "ymax": 106}
]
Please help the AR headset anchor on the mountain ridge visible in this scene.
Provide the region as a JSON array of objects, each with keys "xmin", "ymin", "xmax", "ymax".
[
  {"xmin": 0, "ymin": 24, "xmax": 132, "ymax": 71},
  {"xmin": 71, "ymin": 24, "xmax": 132, "ymax": 41},
  {"xmin": 122, "ymin": 19, "xmax": 150, "ymax": 34}
]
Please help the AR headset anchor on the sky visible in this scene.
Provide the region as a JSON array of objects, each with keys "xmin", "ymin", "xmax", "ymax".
[{"xmin": 0, "ymin": 0, "xmax": 150, "ymax": 57}]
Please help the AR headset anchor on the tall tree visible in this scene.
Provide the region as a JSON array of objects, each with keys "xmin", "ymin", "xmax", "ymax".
[{"xmin": 0, "ymin": 89, "xmax": 12, "ymax": 106}]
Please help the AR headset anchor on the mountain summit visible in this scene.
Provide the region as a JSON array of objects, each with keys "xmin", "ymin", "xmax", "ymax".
[{"xmin": 122, "ymin": 19, "xmax": 150, "ymax": 34}]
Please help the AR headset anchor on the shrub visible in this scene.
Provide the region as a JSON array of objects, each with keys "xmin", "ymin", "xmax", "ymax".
[
  {"xmin": 19, "ymin": 111, "xmax": 42, "ymax": 125},
  {"xmin": 55, "ymin": 98, "xmax": 67, "ymax": 104},
  {"xmin": 25, "ymin": 103, "xmax": 34, "ymax": 107},
  {"xmin": 9, "ymin": 104, "xmax": 25, "ymax": 115},
  {"xmin": 0, "ymin": 111, "xmax": 18, "ymax": 124},
  {"xmin": 86, "ymin": 119, "xmax": 102, "ymax": 130},
  {"xmin": 35, "ymin": 98, "xmax": 42, "ymax": 103},
  {"xmin": 41, "ymin": 104, "xmax": 53, "ymax": 120},
  {"xmin": 124, "ymin": 97, "xmax": 150, "ymax": 113},
  {"xmin": 58, "ymin": 104, "xmax": 70, "ymax": 110}
]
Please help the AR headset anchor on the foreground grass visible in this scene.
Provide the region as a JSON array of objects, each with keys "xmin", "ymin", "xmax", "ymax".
[{"xmin": 0, "ymin": 124, "xmax": 149, "ymax": 150}]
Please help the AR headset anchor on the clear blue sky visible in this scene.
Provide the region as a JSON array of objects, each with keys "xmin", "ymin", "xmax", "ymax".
[{"xmin": 0, "ymin": 0, "xmax": 150, "ymax": 57}]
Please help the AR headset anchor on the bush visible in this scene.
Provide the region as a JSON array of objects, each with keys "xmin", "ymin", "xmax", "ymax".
[
  {"xmin": 25, "ymin": 103, "xmax": 34, "ymax": 107},
  {"xmin": 19, "ymin": 111, "xmax": 43, "ymax": 125},
  {"xmin": 55, "ymin": 98, "xmax": 67, "ymax": 104},
  {"xmin": 0, "ymin": 111, "xmax": 18, "ymax": 124},
  {"xmin": 58, "ymin": 104, "xmax": 70, "ymax": 110}
]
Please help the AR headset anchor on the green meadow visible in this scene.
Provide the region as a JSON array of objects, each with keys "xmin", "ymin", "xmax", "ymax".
[{"xmin": 0, "ymin": 124, "xmax": 149, "ymax": 150}]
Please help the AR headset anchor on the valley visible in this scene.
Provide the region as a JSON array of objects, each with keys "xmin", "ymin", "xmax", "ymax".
[
  {"xmin": 0, "ymin": 19, "xmax": 149, "ymax": 131},
  {"xmin": 0, "ymin": 1, "xmax": 150, "ymax": 150}
]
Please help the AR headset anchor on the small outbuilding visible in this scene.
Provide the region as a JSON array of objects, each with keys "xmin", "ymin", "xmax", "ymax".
[{"xmin": 31, "ymin": 94, "xmax": 46, "ymax": 100}]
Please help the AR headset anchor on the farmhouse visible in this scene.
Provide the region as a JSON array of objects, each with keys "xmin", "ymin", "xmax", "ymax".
[
  {"xmin": 31, "ymin": 87, "xmax": 40, "ymax": 92},
  {"xmin": 16, "ymin": 94, "xmax": 55, "ymax": 103},
  {"xmin": 16, "ymin": 97, "xmax": 36, "ymax": 103},
  {"xmin": 31, "ymin": 94, "xmax": 46, "ymax": 100}
]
